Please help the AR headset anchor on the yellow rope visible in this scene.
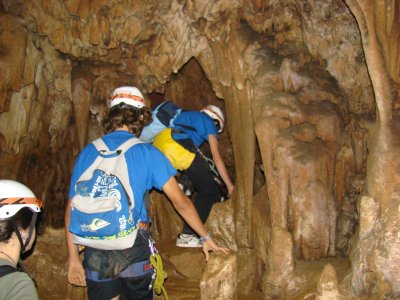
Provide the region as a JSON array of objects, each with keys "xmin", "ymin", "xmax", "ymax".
[{"xmin": 150, "ymin": 253, "xmax": 169, "ymax": 300}]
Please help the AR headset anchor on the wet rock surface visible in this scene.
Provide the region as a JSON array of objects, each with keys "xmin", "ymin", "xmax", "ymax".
[{"xmin": 1, "ymin": 0, "xmax": 399, "ymax": 299}]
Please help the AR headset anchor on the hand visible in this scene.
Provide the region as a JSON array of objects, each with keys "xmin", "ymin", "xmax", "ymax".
[
  {"xmin": 67, "ymin": 259, "xmax": 86, "ymax": 287},
  {"xmin": 228, "ymin": 185, "xmax": 234, "ymax": 196},
  {"xmin": 202, "ymin": 238, "xmax": 229, "ymax": 261}
]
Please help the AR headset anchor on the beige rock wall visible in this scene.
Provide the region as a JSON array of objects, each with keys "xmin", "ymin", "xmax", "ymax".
[
  {"xmin": 1, "ymin": 0, "xmax": 399, "ymax": 299},
  {"xmin": 251, "ymin": 53, "xmax": 341, "ymax": 259}
]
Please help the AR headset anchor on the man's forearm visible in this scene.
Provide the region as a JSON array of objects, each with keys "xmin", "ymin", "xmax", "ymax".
[
  {"xmin": 214, "ymin": 158, "xmax": 234, "ymax": 191},
  {"xmin": 163, "ymin": 177, "xmax": 209, "ymax": 238},
  {"xmin": 174, "ymin": 196, "xmax": 208, "ymax": 238},
  {"xmin": 209, "ymin": 134, "xmax": 234, "ymax": 191},
  {"xmin": 65, "ymin": 199, "xmax": 80, "ymax": 261}
]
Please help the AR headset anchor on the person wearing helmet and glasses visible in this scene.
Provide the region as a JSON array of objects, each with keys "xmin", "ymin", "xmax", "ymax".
[
  {"xmin": 65, "ymin": 86, "xmax": 228, "ymax": 300},
  {"xmin": 0, "ymin": 180, "xmax": 42, "ymax": 300},
  {"xmin": 155, "ymin": 104, "xmax": 235, "ymax": 248}
]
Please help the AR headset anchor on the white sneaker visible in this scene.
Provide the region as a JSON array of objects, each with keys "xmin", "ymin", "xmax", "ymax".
[{"xmin": 176, "ymin": 234, "xmax": 202, "ymax": 248}]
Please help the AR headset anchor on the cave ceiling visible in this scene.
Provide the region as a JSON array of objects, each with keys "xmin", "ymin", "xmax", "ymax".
[
  {"xmin": 0, "ymin": 0, "xmax": 378, "ymax": 182},
  {"xmin": 1, "ymin": 0, "xmax": 376, "ymax": 105}
]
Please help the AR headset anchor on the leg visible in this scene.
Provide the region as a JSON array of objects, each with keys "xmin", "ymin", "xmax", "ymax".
[
  {"xmin": 119, "ymin": 230, "xmax": 154, "ymax": 300},
  {"xmin": 177, "ymin": 172, "xmax": 195, "ymax": 196},
  {"xmin": 120, "ymin": 276, "xmax": 153, "ymax": 300},
  {"xmin": 84, "ymin": 248, "xmax": 122, "ymax": 300},
  {"xmin": 86, "ymin": 277, "xmax": 121, "ymax": 300},
  {"xmin": 181, "ymin": 154, "xmax": 221, "ymax": 235}
]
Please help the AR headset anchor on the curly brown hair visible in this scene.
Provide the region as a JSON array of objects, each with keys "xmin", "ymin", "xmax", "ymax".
[
  {"xmin": 0, "ymin": 207, "xmax": 34, "ymax": 243},
  {"xmin": 102, "ymin": 103, "xmax": 152, "ymax": 136}
]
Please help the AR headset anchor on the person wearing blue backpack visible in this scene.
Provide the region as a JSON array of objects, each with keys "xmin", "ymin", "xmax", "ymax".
[
  {"xmin": 65, "ymin": 86, "xmax": 228, "ymax": 300},
  {"xmin": 151, "ymin": 103, "xmax": 235, "ymax": 248}
]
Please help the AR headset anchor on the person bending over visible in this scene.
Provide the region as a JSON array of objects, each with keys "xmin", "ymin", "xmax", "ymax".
[{"xmin": 154, "ymin": 104, "xmax": 234, "ymax": 248}]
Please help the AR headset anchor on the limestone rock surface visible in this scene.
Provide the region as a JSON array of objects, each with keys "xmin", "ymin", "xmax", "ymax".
[{"xmin": 1, "ymin": 0, "xmax": 399, "ymax": 299}]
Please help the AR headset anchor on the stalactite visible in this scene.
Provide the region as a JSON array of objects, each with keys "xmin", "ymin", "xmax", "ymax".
[{"xmin": 1, "ymin": 0, "xmax": 400, "ymax": 298}]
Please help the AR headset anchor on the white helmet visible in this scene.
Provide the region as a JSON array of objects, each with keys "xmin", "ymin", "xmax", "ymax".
[
  {"xmin": 0, "ymin": 180, "xmax": 42, "ymax": 220},
  {"xmin": 201, "ymin": 105, "xmax": 225, "ymax": 133},
  {"xmin": 110, "ymin": 86, "xmax": 146, "ymax": 109}
]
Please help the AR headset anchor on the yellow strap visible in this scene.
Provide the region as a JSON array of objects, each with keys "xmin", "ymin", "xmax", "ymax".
[{"xmin": 150, "ymin": 253, "xmax": 169, "ymax": 300}]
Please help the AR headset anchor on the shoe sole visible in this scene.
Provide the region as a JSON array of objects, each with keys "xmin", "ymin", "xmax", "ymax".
[{"xmin": 176, "ymin": 243, "xmax": 203, "ymax": 248}]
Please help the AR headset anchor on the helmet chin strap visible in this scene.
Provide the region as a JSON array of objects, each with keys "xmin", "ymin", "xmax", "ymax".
[
  {"xmin": 11, "ymin": 214, "xmax": 38, "ymax": 278},
  {"xmin": 11, "ymin": 213, "xmax": 38, "ymax": 254}
]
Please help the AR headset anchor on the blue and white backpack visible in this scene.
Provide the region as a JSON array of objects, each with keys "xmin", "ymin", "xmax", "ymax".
[{"xmin": 69, "ymin": 137, "xmax": 142, "ymax": 250}]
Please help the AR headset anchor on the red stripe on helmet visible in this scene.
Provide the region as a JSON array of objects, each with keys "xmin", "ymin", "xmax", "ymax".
[
  {"xmin": 112, "ymin": 93, "xmax": 144, "ymax": 102},
  {"xmin": 204, "ymin": 107, "xmax": 224, "ymax": 125},
  {"xmin": 0, "ymin": 197, "xmax": 42, "ymax": 207}
]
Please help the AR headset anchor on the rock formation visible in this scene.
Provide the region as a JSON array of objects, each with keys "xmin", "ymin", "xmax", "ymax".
[{"xmin": 0, "ymin": 0, "xmax": 399, "ymax": 299}]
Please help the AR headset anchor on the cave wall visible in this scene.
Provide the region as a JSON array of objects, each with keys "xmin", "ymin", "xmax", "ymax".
[
  {"xmin": 0, "ymin": 9, "xmax": 74, "ymax": 225},
  {"xmin": 1, "ymin": 0, "xmax": 400, "ymax": 299}
]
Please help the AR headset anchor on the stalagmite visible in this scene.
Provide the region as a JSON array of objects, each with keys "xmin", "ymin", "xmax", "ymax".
[
  {"xmin": 316, "ymin": 263, "xmax": 342, "ymax": 300},
  {"xmin": 200, "ymin": 254, "xmax": 238, "ymax": 300}
]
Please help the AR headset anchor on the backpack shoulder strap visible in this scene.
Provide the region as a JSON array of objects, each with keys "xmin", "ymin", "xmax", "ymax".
[
  {"xmin": 92, "ymin": 138, "xmax": 110, "ymax": 152},
  {"xmin": 117, "ymin": 137, "xmax": 143, "ymax": 153},
  {"xmin": 0, "ymin": 265, "xmax": 18, "ymax": 279},
  {"xmin": 83, "ymin": 137, "xmax": 142, "ymax": 177},
  {"xmin": 78, "ymin": 136, "xmax": 142, "ymax": 209},
  {"xmin": 77, "ymin": 138, "xmax": 115, "ymax": 182},
  {"xmin": 92, "ymin": 137, "xmax": 142, "ymax": 153},
  {"xmin": 155, "ymin": 100, "xmax": 169, "ymax": 110},
  {"xmin": 112, "ymin": 137, "xmax": 143, "ymax": 211}
]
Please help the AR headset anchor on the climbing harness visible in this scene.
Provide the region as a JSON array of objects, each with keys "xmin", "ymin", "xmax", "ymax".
[
  {"xmin": 198, "ymin": 151, "xmax": 219, "ymax": 178},
  {"xmin": 148, "ymin": 237, "xmax": 169, "ymax": 300},
  {"xmin": 196, "ymin": 150, "xmax": 230, "ymax": 202}
]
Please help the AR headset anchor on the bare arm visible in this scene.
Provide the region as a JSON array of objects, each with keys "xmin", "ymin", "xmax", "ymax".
[
  {"xmin": 65, "ymin": 198, "xmax": 86, "ymax": 286},
  {"xmin": 208, "ymin": 134, "xmax": 234, "ymax": 194},
  {"xmin": 162, "ymin": 176, "xmax": 229, "ymax": 260}
]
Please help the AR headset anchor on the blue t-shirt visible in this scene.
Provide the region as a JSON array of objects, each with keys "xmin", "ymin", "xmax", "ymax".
[
  {"xmin": 69, "ymin": 130, "xmax": 176, "ymax": 222},
  {"xmin": 173, "ymin": 111, "xmax": 218, "ymax": 147}
]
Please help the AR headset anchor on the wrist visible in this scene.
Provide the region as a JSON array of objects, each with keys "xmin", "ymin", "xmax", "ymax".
[
  {"xmin": 68, "ymin": 253, "xmax": 81, "ymax": 262},
  {"xmin": 200, "ymin": 232, "xmax": 212, "ymax": 243}
]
